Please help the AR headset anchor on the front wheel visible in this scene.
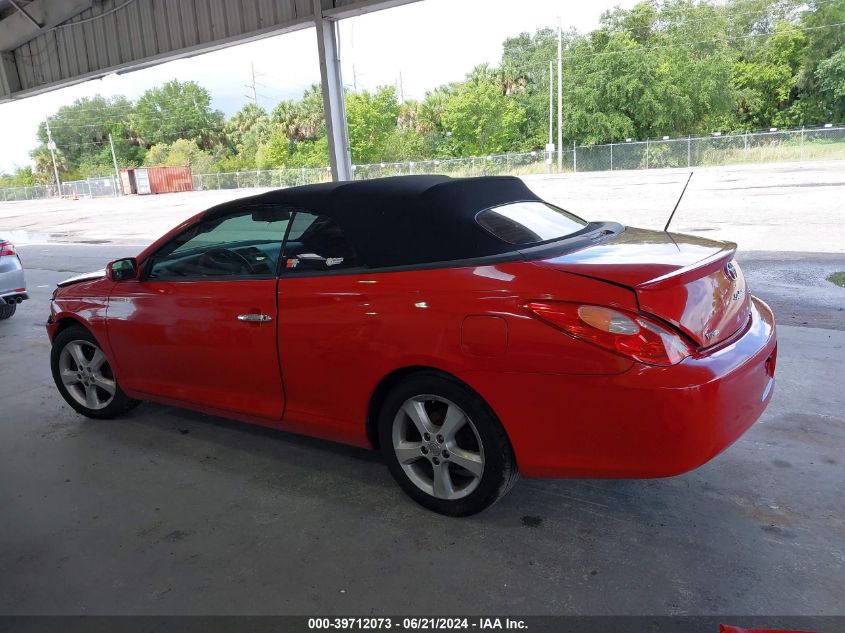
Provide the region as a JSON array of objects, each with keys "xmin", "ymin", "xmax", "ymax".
[
  {"xmin": 379, "ymin": 372, "xmax": 518, "ymax": 516},
  {"xmin": 51, "ymin": 325, "xmax": 139, "ymax": 419}
]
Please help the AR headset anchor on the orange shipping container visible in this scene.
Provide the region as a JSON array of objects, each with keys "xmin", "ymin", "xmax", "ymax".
[{"xmin": 146, "ymin": 166, "xmax": 193, "ymax": 194}]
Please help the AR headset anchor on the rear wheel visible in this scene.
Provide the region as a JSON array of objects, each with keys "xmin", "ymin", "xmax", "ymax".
[
  {"xmin": 0, "ymin": 303, "xmax": 16, "ymax": 320},
  {"xmin": 51, "ymin": 325, "xmax": 139, "ymax": 419},
  {"xmin": 379, "ymin": 372, "xmax": 518, "ymax": 516}
]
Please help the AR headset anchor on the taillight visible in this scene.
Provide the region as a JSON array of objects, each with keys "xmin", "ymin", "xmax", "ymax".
[
  {"xmin": 0, "ymin": 241, "xmax": 14, "ymax": 257},
  {"xmin": 525, "ymin": 302, "xmax": 692, "ymax": 366}
]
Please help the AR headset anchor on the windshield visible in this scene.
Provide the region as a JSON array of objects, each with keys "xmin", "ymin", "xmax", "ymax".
[{"xmin": 476, "ymin": 201, "xmax": 588, "ymax": 245}]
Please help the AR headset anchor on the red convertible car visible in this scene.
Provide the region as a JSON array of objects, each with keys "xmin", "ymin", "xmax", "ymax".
[{"xmin": 48, "ymin": 176, "xmax": 777, "ymax": 515}]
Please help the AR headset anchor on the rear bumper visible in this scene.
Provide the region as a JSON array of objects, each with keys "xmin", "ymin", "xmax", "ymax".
[
  {"xmin": 1, "ymin": 291, "xmax": 28, "ymax": 305},
  {"xmin": 0, "ymin": 255, "xmax": 27, "ymax": 300},
  {"xmin": 460, "ymin": 296, "xmax": 777, "ymax": 479}
]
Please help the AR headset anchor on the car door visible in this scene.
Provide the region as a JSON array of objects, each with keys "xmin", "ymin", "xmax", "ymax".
[
  {"xmin": 275, "ymin": 210, "xmax": 381, "ymax": 444},
  {"xmin": 106, "ymin": 206, "xmax": 289, "ymax": 421}
]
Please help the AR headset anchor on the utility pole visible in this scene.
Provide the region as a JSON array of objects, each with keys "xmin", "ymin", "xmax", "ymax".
[
  {"xmin": 557, "ymin": 19, "xmax": 563, "ymax": 173},
  {"xmin": 548, "ymin": 60, "xmax": 553, "ymax": 147},
  {"xmin": 244, "ymin": 62, "xmax": 265, "ymax": 106},
  {"xmin": 44, "ymin": 116, "xmax": 61, "ymax": 197},
  {"xmin": 548, "ymin": 60, "xmax": 554, "ymax": 173},
  {"xmin": 108, "ymin": 133, "xmax": 122, "ymax": 196},
  {"xmin": 398, "ymin": 69, "xmax": 405, "ymax": 102}
]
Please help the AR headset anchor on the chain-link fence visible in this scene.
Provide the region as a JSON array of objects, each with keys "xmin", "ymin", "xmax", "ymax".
[
  {"xmin": 192, "ymin": 168, "xmax": 333, "ymax": 190},
  {"xmin": 3, "ymin": 125, "xmax": 843, "ymax": 202},
  {"xmin": 191, "ymin": 124, "xmax": 845, "ymax": 188},
  {"xmin": 60, "ymin": 176, "xmax": 120, "ymax": 198},
  {"xmin": 0, "ymin": 184, "xmax": 56, "ymax": 201},
  {"xmin": 0, "ymin": 176, "xmax": 119, "ymax": 201}
]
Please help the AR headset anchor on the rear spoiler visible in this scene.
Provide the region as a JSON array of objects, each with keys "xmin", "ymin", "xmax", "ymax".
[{"xmin": 637, "ymin": 244, "xmax": 736, "ymax": 290}]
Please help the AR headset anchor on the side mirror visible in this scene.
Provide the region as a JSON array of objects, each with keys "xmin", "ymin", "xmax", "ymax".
[{"xmin": 108, "ymin": 257, "xmax": 139, "ymax": 281}]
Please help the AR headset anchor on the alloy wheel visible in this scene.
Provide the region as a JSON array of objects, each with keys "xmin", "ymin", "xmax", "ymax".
[
  {"xmin": 391, "ymin": 395, "xmax": 485, "ymax": 500},
  {"xmin": 58, "ymin": 340, "xmax": 116, "ymax": 411}
]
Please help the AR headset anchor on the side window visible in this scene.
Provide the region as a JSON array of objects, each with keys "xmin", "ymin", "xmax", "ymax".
[
  {"xmin": 147, "ymin": 207, "xmax": 290, "ymax": 280},
  {"xmin": 281, "ymin": 211, "xmax": 362, "ymax": 273}
]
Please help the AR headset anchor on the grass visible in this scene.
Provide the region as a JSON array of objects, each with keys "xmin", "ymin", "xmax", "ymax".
[{"xmin": 826, "ymin": 272, "xmax": 845, "ymax": 288}]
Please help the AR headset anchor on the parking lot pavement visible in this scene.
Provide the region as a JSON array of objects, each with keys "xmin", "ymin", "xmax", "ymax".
[{"xmin": 1, "ymin": 245, "xmax": 844, "ymax": 615}]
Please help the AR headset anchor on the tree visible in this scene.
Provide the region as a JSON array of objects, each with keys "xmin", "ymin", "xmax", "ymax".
[
  {"xmin": 225, "ymin": 104, "xmax": 272, "ymax": 155},
  {"xmin": 438, "ymin": 65, "xmax": 526, "ymax": 156},
  {"xmin": 733, "ymin": 20, "xmax": 808, "ymax": 127},
  {"xmin": 144, "ymin": 139, "xmax": 215, "ymax": 173},
  {"xmin": 559, "ymin": 0, "xmax": 737, "ymax": 142},
  {"xmin": 271, "ymin": 85, "xmax": 325, "ymax": 141},
  {"xmin": 30, "ymin": 146, "xmax": 68, "ymax": 184},
  {"xmin": 256, "ymin": 132, "xmax": 328, "ymax": 169},
  {"xmin": 0, "ymin": 166, "xmax": 36, "ymax": 188},
  {"xmin": 816, "ymin": 48, "xmax": 845, "ymax": 121},
  {"xmin": 144, "ymin": 143, "xmax": 170, "ymax": 166},
  {"xmin": 346, "ymin": 86, "xmax": 401, "ymax": 163},
  {"xmin": 164, "ymin": 139, "xmax": 216, "ymax": 173},
  {"xmin": 132, "ymin": 80, "xmax": 224, "ymax": 149},
  {"xmin": 34, "ymin": 95, "xmax": 139, "ymax": 170},
  {"xmin": 501, "ymin": 28, "xmax": 560, "ymax": 150}
]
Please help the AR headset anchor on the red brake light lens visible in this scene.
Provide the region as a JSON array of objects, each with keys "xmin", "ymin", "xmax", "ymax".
[
  {"xmin": 0, "ymin": 241, "xmax": 14, "ymax": 257},
  {"xmin": 525, "ymin": 302, "xmax": 692, "ymax": 366}
]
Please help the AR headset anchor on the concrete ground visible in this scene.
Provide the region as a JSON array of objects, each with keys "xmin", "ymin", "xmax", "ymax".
[{"xmin": 1, "ymin": 162, "xmax": 844, "ymax": 615}]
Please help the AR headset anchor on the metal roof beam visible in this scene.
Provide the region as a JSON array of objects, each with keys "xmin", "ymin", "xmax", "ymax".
[
  {"xmin": 323, "ymin": 0, "xmax": 420, "ymax": 20},
  {"xmin": 0, "ymin": 0, "xmax": 91, "ymax": 52},
  {"xmin": 8, "ymin": 0, "xmax": 42, "ymax": 29}
]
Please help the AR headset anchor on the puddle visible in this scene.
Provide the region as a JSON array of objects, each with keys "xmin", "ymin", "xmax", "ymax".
[{"xmin": 1, "ymin": 230, "xmax": 53, "ymax": 244}]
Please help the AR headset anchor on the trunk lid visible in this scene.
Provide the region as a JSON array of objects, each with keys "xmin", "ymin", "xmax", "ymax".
[{"xmin": 533, "ymin": 227, "xmax": 751, "ymax": 348}]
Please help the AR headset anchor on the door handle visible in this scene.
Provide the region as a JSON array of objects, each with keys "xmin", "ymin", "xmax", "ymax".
[{"xmin": 237, "ymin": 314, "xmax": 273, "ymax": 323}]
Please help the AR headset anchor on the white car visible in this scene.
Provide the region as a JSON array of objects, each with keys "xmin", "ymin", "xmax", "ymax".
[{"xmin": 0, "ymin": 238, "xmax": 28, "ymax": 320}]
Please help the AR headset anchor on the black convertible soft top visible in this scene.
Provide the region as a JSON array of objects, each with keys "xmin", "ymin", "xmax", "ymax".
[{"xmin": 205, "ymin": 175, "xmax": 549, "ymax": 268}]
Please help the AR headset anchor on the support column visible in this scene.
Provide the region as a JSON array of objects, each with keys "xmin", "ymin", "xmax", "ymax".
[
  {"xmin": 0, "ymin": 52, "xmax": 21, "ymax": 99},
  {"xmin": 314, "ymin": 0, "xmax": 352, "ymax": 182}
]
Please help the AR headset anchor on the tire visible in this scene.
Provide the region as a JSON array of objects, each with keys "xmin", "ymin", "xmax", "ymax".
[
  {"xmin": 51, "ymin": 325, "xmax": 139, "ymax": 419},
  {"xmin": 379, "ymin": 371, "xmax": 518, "ymax": 516},
  {"xmin": 0, "ymin": 303, "xmax": 16, "ymax": 320}
]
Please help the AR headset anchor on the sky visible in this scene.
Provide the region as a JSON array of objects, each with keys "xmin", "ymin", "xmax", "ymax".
[{"xmin": 0, "ymin": 0, "xmax": 638, "ymax": 172}]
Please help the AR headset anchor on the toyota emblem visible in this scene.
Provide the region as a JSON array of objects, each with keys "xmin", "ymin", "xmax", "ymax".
[{"xmin": 725, "ymin": 262, "xmax": 738, "ymax": 281}]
